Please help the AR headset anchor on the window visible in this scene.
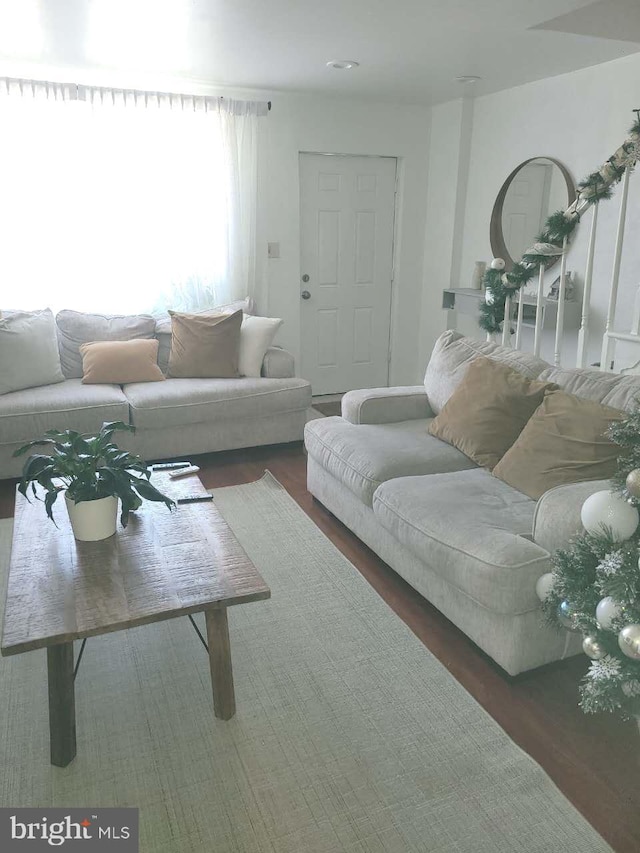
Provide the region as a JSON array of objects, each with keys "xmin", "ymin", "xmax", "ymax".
[{"xmin": 0, "ymin": 80, "xmax": 266, "ymax": 315}]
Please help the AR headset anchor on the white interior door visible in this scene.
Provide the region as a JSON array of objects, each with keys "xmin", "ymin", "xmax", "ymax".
[{"xmin": 299, "ymin": 153, "xmax": 397, "ymax": 395}]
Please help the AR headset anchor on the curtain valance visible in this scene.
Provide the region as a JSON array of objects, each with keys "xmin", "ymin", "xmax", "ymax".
[{"xmin": 0, "ymin": 76, "xmax": 270, "ymax": 116}]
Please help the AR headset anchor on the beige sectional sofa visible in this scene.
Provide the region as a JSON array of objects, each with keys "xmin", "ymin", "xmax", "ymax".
[
  {"xmin": 305, "ymin": 330, "xmax": 640, "ymax": 676},
  {"xmin": 1, "ymin": 307, "xmax": 311, "ymax": 478}
]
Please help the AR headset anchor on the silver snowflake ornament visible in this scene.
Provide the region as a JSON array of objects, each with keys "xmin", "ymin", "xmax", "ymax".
[
  {"xmin": 588, "ymin": 655, "xmax": 622, "ymax": 682},
  {"xmin": 621, "ymin": 680, "xmax": 640, "ymax": 698},
  {"xmin": 597, "ymin": 551, "xmax": 624, "ymax": 577}
]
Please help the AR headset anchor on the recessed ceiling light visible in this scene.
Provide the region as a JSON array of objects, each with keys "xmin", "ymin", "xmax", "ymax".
[
  {"xmin": 326, "ymin": 60, "xmax": 359, "ymax": 70},
  {"xmin": 455, "ymin": 75, "xmax": 482, "ymax": 84}
]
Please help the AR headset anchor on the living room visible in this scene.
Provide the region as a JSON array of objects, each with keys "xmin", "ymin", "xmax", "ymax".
[{"xmin": 1, "ymin": 1, "xmax": 640, "ymax": 852}]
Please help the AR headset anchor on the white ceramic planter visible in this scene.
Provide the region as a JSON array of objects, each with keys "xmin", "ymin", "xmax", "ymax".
[{"xmin": 65, "ymin": 494, "xmax": 118, "ymax": 542}]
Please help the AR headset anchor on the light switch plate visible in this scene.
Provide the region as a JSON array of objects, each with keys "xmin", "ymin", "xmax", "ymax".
[{"xmin": 268, "ymin": 242, "xmax": 280, "ymax": 259}]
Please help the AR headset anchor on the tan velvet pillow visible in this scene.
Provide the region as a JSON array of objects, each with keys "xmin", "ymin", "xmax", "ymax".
[
  {"xmin": 167, "ymin": 309, "xmax": 242, "ymax": 379},
  {"xmin": 80, "ymin": 339, "xmax": 164, "ymax": 384},
  {"xmin": 428, "ymin": 357, "xmax": 557, "ymax": 470},
  {"xmin": 492, "ymin": 390, "xmax": 624, "ymax": 499}
]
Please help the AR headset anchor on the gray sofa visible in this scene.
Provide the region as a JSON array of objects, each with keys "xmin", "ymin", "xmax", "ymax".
[
  {"xmin": 1, "ymin": 307, "xmax": 311, "ymax": 478},
  {"xmin": 305, "ymin": 330, "xmax": 640, "ymax": 676}
]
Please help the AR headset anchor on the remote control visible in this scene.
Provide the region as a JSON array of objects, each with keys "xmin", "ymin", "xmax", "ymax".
[
  {"xmin": 169, "ymin": 465, "xmax": 201, "ymax": 479},
  {"xmin": 152, "ymin": 461, "xmax": 192, "ymax": 471},
  {"xmin": 177, "ymin": 494, "xmax": 214, "ymax": 504}
]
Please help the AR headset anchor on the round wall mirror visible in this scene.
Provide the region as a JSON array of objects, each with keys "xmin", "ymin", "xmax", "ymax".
[{"xmin": 490, "ymin": 157, "xmax": 576, "ymax": 271}]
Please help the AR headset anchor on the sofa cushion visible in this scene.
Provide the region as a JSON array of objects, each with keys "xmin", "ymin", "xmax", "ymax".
[
  {"xmin": 123, "ymin": 377, "xmax": 312, "ymax": 430},
  {"xmin": 155, "ymin": 297, "xmax": 256, "ymax": 374},
  {"xmin": 80, "ymin": 339, "xmax": 165, "ymax": 385},
  {"xmin": 424, "ymin": 330, "xmax": 549, "ymax": 414},
  {"xmin": 167, "ymin": 309, "xmax": 242, "ymax": 379},
  {"xmin": 239, "ymin": 315, "xmax": 283, "ymax": 377},
  {"xmin": 0, "ymin": 309, "xmax": 65, "ymax": 395},
  {"xmin": 428, "ymin": 357, "xmax": 556, "ymax": 470},
  {"xmin": 538, "ymin": 365, "xmax": 640, "ymax": 412},
  {"xmin": 0, "ymin": 379, "xmax": 129, "ymax": 445},
  {"xmin": 56, "ymin": 310, "xmax": 157, "ymax": 379},
  {"xmin": 372, "ymin": 469, "xmax": 547, "ymax": 614},
  {"xmin": 493, "ymin": 391, "xmax": 624, "ymax": 499},
  {"xmin": 304, "ymin": 416, "xmax": 476, "ymax": 507}
]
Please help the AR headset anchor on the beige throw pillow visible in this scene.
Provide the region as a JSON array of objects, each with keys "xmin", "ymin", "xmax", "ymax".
[
  {"xmin": 428, "ymin": 357, "xmax": 557, "ymax": 470},
  {"xmin": 492, "ymin": 391, "xmax": 624, "ymax": 499},
  {"xmin": 80, "ymin": 339, "xmax": 165, "ymax": 384},
  {"xmin": 167, "ymin": 309, "xmax": 242, "ymax": 378}
]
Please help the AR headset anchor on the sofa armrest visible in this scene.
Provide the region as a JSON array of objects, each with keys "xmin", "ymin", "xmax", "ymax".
[
  {"xmin": 533, "ymin": 479, "xmax": 612, "ymax": 554},
  {"xmin": 341, "ymin": 386, "xmax": 433, "ymax": 425},
  {"xmin": 261, "ymin": 346, "xmax": 295, "ymax": 379}
]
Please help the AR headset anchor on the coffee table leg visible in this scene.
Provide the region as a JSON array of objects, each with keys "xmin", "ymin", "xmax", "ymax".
[
  {"xmin": 205, "ymin": 608, "xmax": 236, "ymax": 720},
  {"xmin": 47, "ymin": 643, "xmax": 76, "ymax": 767}
]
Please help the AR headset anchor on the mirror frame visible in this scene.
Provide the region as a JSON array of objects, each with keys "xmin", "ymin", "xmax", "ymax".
[{"xmin": 489, "ymin": 157, "xmax": 576, "ymax": 272}]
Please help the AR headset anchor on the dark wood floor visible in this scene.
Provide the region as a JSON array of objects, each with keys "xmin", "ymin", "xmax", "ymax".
[{"xmin": 2, "ymin": 442, "xmax": 639, "ymax": 852}]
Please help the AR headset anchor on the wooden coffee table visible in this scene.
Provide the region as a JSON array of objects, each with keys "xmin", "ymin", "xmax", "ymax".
[{"xmin": 1, "ymin": 470, "xmax": 270, "ymax": 767}]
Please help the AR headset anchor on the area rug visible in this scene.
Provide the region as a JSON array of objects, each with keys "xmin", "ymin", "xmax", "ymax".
[{"xmin": 0, "ymin": 473, "xmax": 612, "ymax": 853}]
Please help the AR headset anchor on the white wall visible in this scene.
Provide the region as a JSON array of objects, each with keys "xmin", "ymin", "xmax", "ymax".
[
  {"xmin": 422, "ymin": 51, "xmax": 640, "ymax": 369},
  {"xmin": 0, "ymin": 59, "xmax": 432, "ymax": 387},
  {"xmin": 262, "ymin": 93, "xmax": 430, "ymax": 385},
  {"xmin": 418, "ymin": 97, "xmax": 473, "ymax": 370}
]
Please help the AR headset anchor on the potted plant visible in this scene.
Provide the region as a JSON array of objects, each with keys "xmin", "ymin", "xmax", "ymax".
[{"xmin": 14, "ymin": 421, "xmax": 175, "ymax": 541}]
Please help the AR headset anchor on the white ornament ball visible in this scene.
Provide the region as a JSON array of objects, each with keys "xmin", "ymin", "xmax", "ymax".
[
  {"xmin": 558, "ymin": 600, "xmax": 580, "ymax": 631},
  {"xmin": 595, "ymin": 596, "xmax": 623, "ymax": 630},
  {"xmin": 582, "ymin": 635, "xmax": 606, "ymax": 660},
  {"xmin": 535, "ymin": 572, "xmax": 554, "ymax": 602},
  {"xmin": 580, "ymin": 490, "xmax": 639, "ymax": 542},
  {"xmin": 618, "ymin": 624, "xmax": 640, "ymax": 660},
  {"xmin": 490, "ymin": 257, "xmax": 506, "ymax": 271},
  {"xmin": 626, "ymin": 468, "xmax": 640, "ymax": 499}
]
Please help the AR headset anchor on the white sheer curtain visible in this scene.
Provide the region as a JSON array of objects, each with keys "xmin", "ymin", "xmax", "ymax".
[{"xmin": 0, "ymin": 78, "xmax": 267, "ymax": 315}]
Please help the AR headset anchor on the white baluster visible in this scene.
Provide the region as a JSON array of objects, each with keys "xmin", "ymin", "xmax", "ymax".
[
  {"xmin": 601, "ymin": 169, "xmax": 631, "ymax": 372},
  {"xmin": 502, "ymin": 294, "xmax": 512, "ymax": 346},
  {"xmin": 533, "ymin": 264, "xmax": 545, "ymax": 357},
  {"xmin": 515, "ymin": 288, "xmax": 524, "ymax": 350},
  {"xmin": 631, "ymin": 285, "xmax": 640, "ymax": 335},
  {"xmin": 554, "ymin": 237, "xmax": 568, "ymax": 366},
  {"xmin": 576, "ymin": 204, "xmax": 599, "ymax": 367}
]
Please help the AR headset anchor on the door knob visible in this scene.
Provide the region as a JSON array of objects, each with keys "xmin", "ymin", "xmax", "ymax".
[
  {"xmin": 301, "ymin": 290, "xmax": 311, "ymax": 300},
  {"xmin": 302, "ymin": 274, "xmax": 310, "ymax": 282}
]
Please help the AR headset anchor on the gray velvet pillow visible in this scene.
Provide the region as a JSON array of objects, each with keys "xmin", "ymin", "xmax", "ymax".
[{"xmin": 0, "ymin": 309, "xmax": 65, "ymax": 395}]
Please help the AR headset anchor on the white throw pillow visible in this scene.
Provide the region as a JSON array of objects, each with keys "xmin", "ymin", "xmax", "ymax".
[
  {"xmin": 0, "ymin": 308, "xmax": 65, "ymax": 395},
  {"xmin": 239, "ymin": 315, "xmax": 283, "ymax": 377}
]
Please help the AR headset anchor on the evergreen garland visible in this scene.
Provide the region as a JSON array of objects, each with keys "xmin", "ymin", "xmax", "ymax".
[
  {"xmin": 541, "ymin": 409, "xmax": 640, "ymax": 720},
  {"xmin": 609, "ymin": 408, "xmax": 640, "ymax": 493},
  {"xmin": 479, "ymin": 112, "xmax": 640, "ymax": 334}
]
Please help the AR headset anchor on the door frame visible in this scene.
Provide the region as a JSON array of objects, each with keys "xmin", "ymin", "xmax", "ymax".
[{"xmin": 298, "ymin": 151, "xmax": 399, "ymax": 388}]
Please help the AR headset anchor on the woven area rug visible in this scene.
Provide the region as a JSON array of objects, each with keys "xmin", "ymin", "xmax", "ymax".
[{"xmin": 0, "ymin": 473, "xmax": 611, "ymax": 853}]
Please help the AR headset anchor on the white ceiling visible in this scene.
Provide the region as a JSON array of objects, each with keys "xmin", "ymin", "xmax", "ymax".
[{"xmin": 0, "ymin": 0, "xmax": 638, "ymax": 104}]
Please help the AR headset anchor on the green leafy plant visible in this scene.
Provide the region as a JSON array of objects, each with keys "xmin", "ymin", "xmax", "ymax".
[{"xmin": 14, "ymin": 421, "xmax": 175, "ymax": 527}]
